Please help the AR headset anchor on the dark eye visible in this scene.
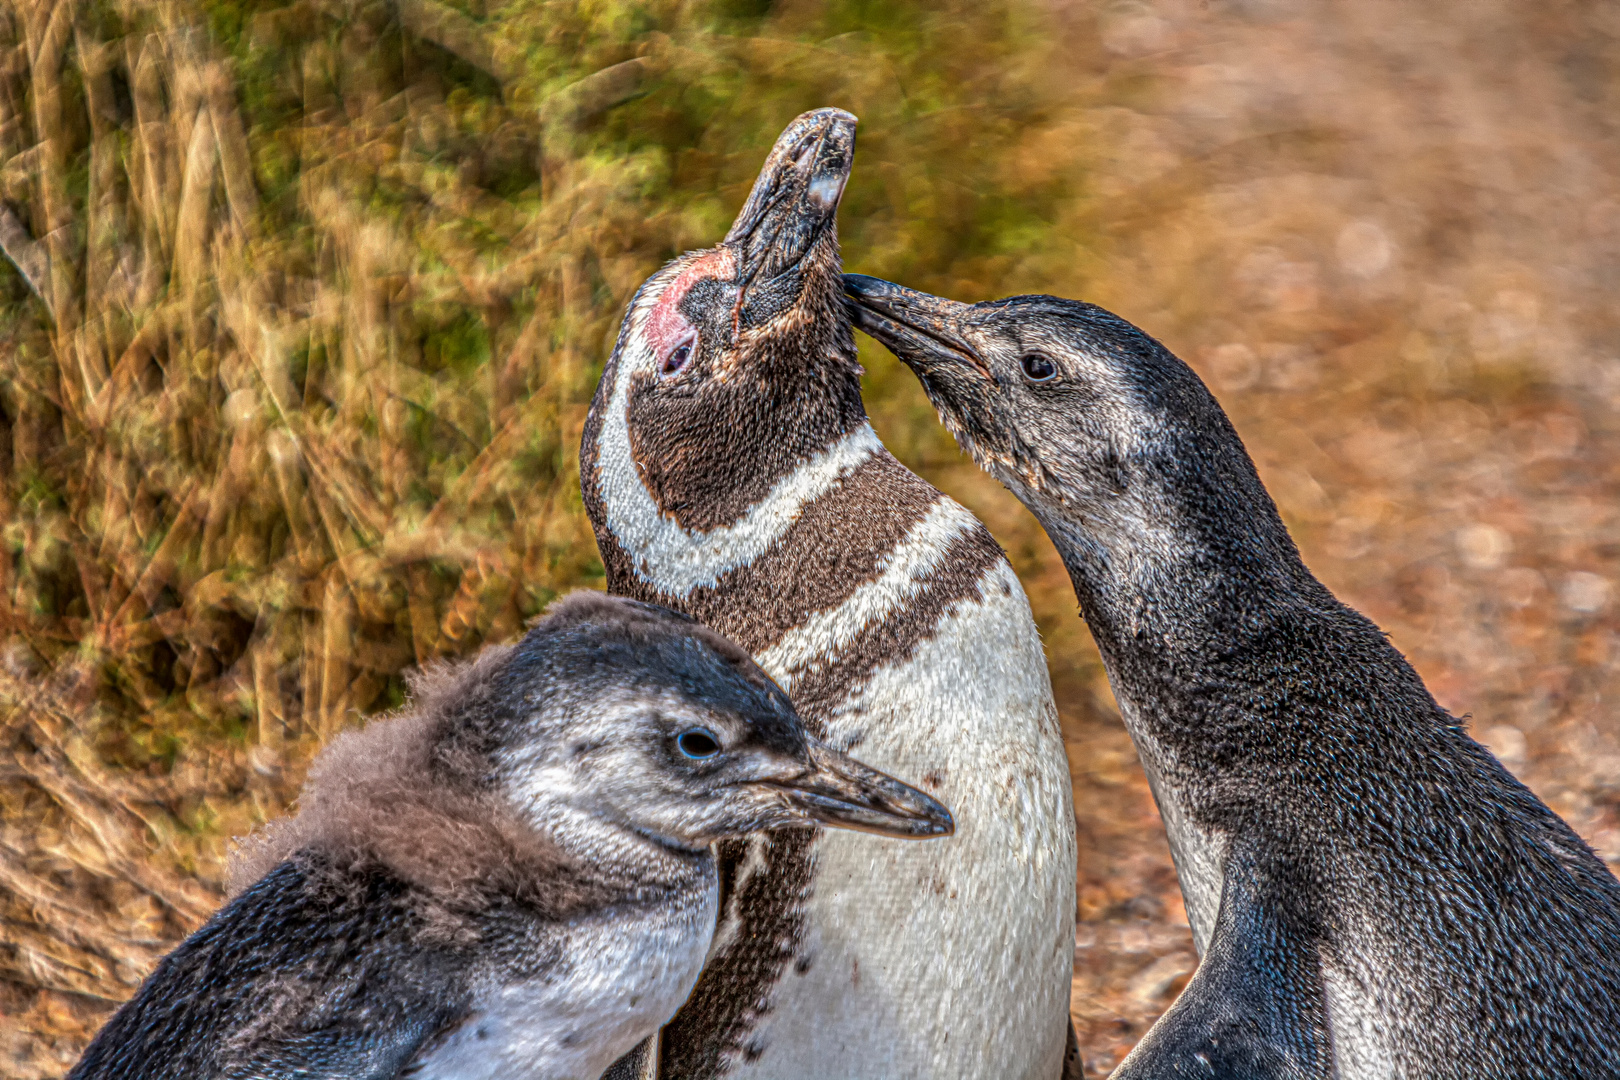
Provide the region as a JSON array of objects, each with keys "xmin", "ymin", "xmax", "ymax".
[
  {"xmin": 676, "ymin": 728, "xmax": 721, "ymax": 759},
  {"xmin": 1020, "ymin": 353, "xmax": 1058, "ymax": 382},
  {"xmin": 661, "ymin": 339, "xmax": 694, "ymax": 377}
]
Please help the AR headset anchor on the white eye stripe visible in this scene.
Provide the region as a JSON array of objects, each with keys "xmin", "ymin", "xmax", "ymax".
[
  {"xmin": 598, "ymin": 270, "xmax": 884, "ymax": 595},
  {"xmin": 595, "ymin": 346, "xmax": 883, "ymax": 597}
]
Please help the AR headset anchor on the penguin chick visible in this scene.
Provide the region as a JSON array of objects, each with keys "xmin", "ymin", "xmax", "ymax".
[
  {"xmin": 845, "ymin": 275, "xmax": 1620, "ymax": 1080},
  {"xmin": 68, "ymin": 592, "xmax": 952, "ymax": 1080}
]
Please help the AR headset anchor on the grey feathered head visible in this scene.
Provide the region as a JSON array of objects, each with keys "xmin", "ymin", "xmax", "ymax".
[
  {"xmin": 237, "ymin": 591, "xmax": 950, "ymax": 897},
  {"xmin": 472, "ymin": 592, "xmax": 951, "ymax": 849},
  {"xmin": 842, "ymin": 276, "xmax": 1303, "ymax": 595}
]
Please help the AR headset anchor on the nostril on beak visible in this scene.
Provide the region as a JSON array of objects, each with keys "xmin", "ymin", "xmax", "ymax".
[{"xmin": 807, "ymin": 174, "xmax": 846, "ymax": 213}]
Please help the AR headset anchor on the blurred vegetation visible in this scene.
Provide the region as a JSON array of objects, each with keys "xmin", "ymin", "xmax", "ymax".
[{"xmin": 0, "ymin": 0, "xmax": 1096, "ymax": 1069}]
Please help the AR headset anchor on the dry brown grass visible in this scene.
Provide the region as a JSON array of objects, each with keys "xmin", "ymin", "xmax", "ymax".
[
  {"xmin": 0, "ymin": 3, "xmax": 613, "ymax": 1063},
  {"xmin": 2, "ymin": 0, "xmax": 1619, "ymax": 1075}
]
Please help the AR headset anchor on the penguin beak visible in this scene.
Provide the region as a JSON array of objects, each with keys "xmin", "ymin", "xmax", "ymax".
[
  {"xmin": 841, "ymin": 274, "xmax": 991, "ymax": 384},
  {"xmin": 723, "ymin": 108, "xmax": 857, "ymax": 328},
  {"xmin": 772, "ymin": 739, "xmax": 954, "ymax": 840},
  {"xmin": 841, "ymin": 274, "xmax": 1019, "ymax": 460}
]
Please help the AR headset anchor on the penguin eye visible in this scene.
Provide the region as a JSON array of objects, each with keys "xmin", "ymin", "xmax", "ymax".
[
  {"xmin": 1020, "ymin": 353, "xmax": 1058, "ymax": 383},
  {"xmin": 661, "ymin": 335, "xmax": 696, "ymax": 377},
  {"xmin": 676, "ymin": 728, "xmax": 721, "ymax": 760}
]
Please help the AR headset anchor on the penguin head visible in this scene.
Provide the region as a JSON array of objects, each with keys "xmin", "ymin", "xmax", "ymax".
[
  {"xmin": 477, "ymin": 593, "xmax": 952, "ymax": 852},
  {"xmin": 843, "ymin": 275, "xmax": 1299, "ymax": 588},
  {"xmin": 583, "ymin": 109, "xmax": 865, "ymax": 538}
]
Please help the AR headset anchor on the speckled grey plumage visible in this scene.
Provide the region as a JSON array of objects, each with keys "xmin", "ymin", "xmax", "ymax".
[{"xmin": 846, "ymin": 274, "xmax": 1620, "ymax": 1080}]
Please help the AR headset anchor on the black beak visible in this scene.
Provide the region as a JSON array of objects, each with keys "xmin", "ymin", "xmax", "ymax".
[
  {"xmin": 842, "ymin": 274, "xmax": 992, "ymax": 387},
  {"xmin": 774, "ymin": 738, "xmax": 954, "ymax": 840},
  {"xmin": 724, "ymin": 109, "xmax": 857, "ymax": 323}
]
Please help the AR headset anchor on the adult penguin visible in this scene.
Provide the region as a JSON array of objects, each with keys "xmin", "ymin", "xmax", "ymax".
[
  {"xmin": 581, "ymin": 112, "xmax": 1080, "ymax": 1079},
  {"xmin": 844, "ymin": 273, "xmax": 1620, "ymax": 1080}
]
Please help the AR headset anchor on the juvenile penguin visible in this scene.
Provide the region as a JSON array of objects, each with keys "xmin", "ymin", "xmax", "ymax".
[
  {"xmin": 845, "ymin": 274, "xmax": 1620, "ymax": 1079},
  {"xmin": 68, "ymin": 593, "xmax": 951, "ymax": 1080},
  {"xmin": 581, "ymin": 111, "xmax": 1079, "ymax": 1079}
]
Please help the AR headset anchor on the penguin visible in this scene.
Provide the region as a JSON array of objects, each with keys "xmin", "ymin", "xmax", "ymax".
[
  {"xmin": 580, "ymin": 110, "xmax": 1081, "ymax": 1080},
  {"xmin": 68, "ymin": 592, "xmax": 952, "ymax": 1080},
  {"xmin": 843, "ymin": 272, "xmax": 1620, "ymax": 1079}
]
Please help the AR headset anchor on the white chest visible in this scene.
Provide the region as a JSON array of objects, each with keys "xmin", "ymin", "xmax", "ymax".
[
  {"xmin": 408, "ymin": 889, "xmax": 716, "ymax": 1080},
  {"xmin": 723, "ymin": 561, "xmax": 1078, "ymax": 1079},
  {"xmin": 591, "ymin": 412, "xmax": 1076, "ymax": 1078},
  {"xmin": 1132, "ymin": 738, "xmax": 1229, "ymax": 956}
]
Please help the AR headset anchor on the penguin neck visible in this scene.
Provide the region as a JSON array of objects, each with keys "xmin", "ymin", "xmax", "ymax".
[
  {"xmin": 1028, "ymin": 463, "xmax": 1331, "ymax": 765},
  {"xmin": 580, "ymin": 310, "xmax": 868, "ymax": 559},
  {"xmin": 1029, "ymin": 474, "xmax": 1325, "ymax": 954},
  {"xmin": 585, "ymin": 368, "xmax": 885, "ymax": 603}
]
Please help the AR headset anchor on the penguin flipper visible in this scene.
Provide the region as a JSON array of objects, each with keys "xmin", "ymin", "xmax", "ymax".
[
  {"xmin": 249, "ymin": 1014, "xmax": 456, "ymax": 1080},
  {"xmin": 600, "ymin": 1033, "xmax": 660, "ymax": 1080},
  {"xmin": 1061, "ymin": 1016, "xmax": 1087, "ymax": 1080},
  {"xmin": 1111, "ymin": 850, "xmax": 1329, "ymax": 1080}
]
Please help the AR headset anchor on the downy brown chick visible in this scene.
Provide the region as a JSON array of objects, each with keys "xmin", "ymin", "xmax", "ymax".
[{"xmin": 69, "ymin": 592, "xmax": 950, "ymax": 1080}]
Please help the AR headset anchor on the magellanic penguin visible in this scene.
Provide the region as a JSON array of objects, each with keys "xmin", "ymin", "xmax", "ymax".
[
  {"xmin": 845, "ymin": 274, "xmax": 1620, "ymax": 1079},
  {"xmin": 68, "ymin": 593, "xmax": 951, "ymax": 1080},
  {"xmin": 580, "ymin": 110, "xmax": 1080, "ymax": 1080}
]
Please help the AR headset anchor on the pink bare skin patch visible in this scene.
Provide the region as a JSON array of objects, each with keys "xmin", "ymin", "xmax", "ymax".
[{"xmin": 647, "ymin": 249, "xmax": 736, "ymax": 362}]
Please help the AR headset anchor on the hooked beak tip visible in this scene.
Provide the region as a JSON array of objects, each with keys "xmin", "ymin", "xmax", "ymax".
[
  {"xmin": 842, "ymin": 275, "xmax": 993, "ymax": 383},
  {"xmin": 724, "ymin": 109, "xmax": 858, "ymax": 280}
]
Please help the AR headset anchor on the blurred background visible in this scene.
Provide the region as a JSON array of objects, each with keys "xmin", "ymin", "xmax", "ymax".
[{"xmin": 2, "ymin": 0, "xmax": 1618, "ymax": 1074}]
